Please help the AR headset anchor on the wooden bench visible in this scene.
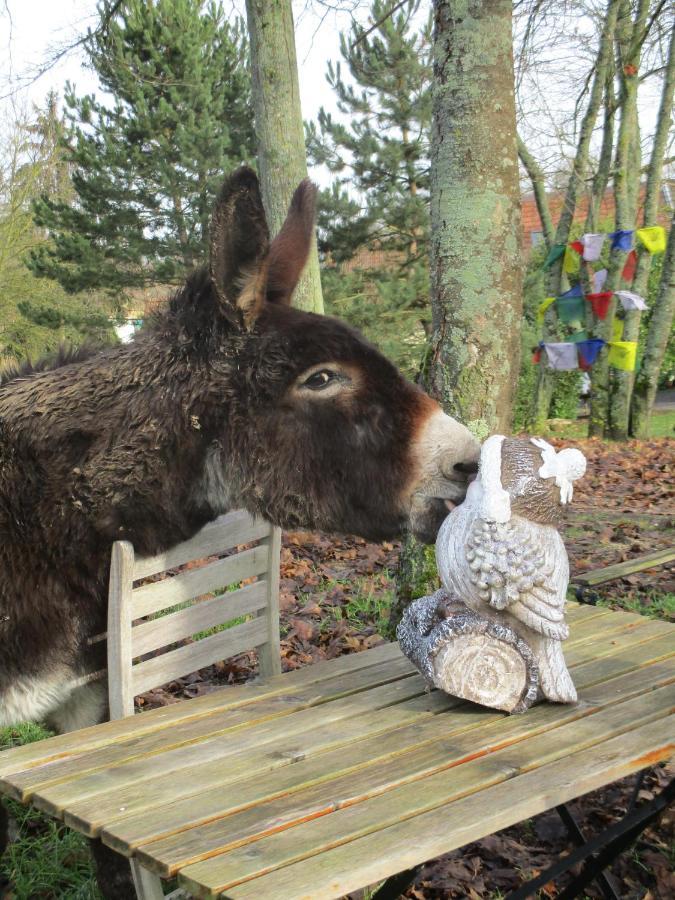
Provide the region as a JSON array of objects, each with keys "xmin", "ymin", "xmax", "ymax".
[
  {"xmin": 0, "ymin": 514, "xmax": 673, "ymax": 898},
  {"xmin": 572, "ymin": 547, "xmax": 675, "ymax": 601}
]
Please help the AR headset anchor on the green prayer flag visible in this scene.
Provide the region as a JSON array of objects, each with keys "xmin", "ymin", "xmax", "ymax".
[{"xmin": 543, "ymin": 243, "xmax": 566, "ymax": 268}]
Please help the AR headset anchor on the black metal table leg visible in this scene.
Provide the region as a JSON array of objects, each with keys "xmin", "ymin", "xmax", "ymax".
[
  {"xmin": 556, "ymin": 804, "xmax": 620, "ymax": 900},
  {"xmin": 506, "ymin": 774, "xmax": 674, "ymax": 900},
  {"xmin": 370, "ymin": 866, "xmax": 422, "ymax": 900}
]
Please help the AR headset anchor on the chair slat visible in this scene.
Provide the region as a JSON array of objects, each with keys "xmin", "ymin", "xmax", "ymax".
[
  {"xmin": 132, "ymin": 511, "xmax": 270, "ymax": 580},
  {"xmin": 132, "ymin": 546, "xmax": 269, "ymax": 619},
  {"xmin": 131, "ymin": 618, "xmax": 269, "ymax": 696},
  {"xmin": 131, "ymin": 581, "xmax": 268, "ymax": 657}
]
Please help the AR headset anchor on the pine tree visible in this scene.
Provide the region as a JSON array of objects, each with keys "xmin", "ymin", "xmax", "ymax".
[
  {"xmin": 306, "ymin": 0, "xmax": 432, "ymax": 266},
  {"xmin": 1, "ymin": 96, "xmax": 116, "ymax": 364},
  {"xmin": 29, "ymin": 0, "xmax": 255, "ymax": 296}
]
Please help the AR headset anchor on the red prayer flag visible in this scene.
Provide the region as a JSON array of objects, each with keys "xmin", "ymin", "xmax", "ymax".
[
  {"xmin": 587, "ymin": 292, "xmax": 613, "ymax": 320},
  {"xmin": 622, "ymin": 249, "xmax": 637, "ymax": 282},
  {"xmin": 532, "ymin": 348, "xmax": 542, "ymax": 364},
  {"xmin": 570, "ymin": 240, "xmax": 584, "ymax": 255}
]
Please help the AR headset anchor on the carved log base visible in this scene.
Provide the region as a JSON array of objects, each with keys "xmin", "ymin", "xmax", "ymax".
[{"xmin": 397, "ymin": 590, "xmax": 539, "ymax": 714}]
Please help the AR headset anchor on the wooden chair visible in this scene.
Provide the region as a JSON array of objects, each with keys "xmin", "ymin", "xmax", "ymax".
[{"xmin": 106, "ymin": 510, "xmax": 281, "ymax": 898}]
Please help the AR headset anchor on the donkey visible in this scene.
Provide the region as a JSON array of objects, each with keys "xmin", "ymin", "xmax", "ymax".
[{"xmin": 0, "ymin": 167, "xmax": 477, "ymax": 894}]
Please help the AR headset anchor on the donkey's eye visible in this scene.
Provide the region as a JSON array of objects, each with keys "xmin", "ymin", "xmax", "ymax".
[{"xmin": 303, "ymin": 370, "xmax": 337, "ymax": 390}]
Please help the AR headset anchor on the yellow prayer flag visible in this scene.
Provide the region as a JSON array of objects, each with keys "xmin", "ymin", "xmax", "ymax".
[
  {"xmin": 563, "ymin": 245, "xmax": 581, "ymax": 274},
  {"xmin": 537, "ymin": 296, "xmax": 556, "ymax": 325},
  {"xmin": 607, "ymin": 341, "xmax": 637, "ymax": 371},
  {"xmin": 636, "ymin": 226, "xmax": 666, "ymax": 254},
  {"xmin": 612, "ymin": 318, "xmax": 624, "ymax": 341}
]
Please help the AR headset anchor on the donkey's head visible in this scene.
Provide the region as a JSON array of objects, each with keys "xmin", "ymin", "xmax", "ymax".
[{"xmin": 185, "ymin": 167, "xmax": 479, "ymax": 543}]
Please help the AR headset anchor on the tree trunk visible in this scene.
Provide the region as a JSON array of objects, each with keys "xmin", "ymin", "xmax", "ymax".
[
  {"xmin": 622, "ymin": 19, "xmax": 675, "ymax": 435},
  {"xmin": 394, "ymin": 0, "xmax": 523, "ymax": 637},
  {"xmin": 531, "ymin": 0, "xmax": 619, "ymax": 428},
  {"xmin": 590, "ymin": 0, "xmax": 648, "ymax": 438},
  {"xmin": 426, "ymin": 0, "xmax": 523, "ymax": 437},
  {"xmin": 517, "ymin": 135, "xmax": 554, "ymax": 249},
  {"xmin": 244, "ymin": 0, "xmax": 324, "ymax": 313},
  {"xmin": 607, "ymin": 0, "xmax": 654, "ymax": 439},
  {"xmin": 630, "ymin": 211, "xmax": 675, "ymax": 438}
]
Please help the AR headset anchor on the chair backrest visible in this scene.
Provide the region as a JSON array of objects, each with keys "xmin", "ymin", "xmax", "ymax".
[{"xmin": 107, "ymin": 510, "xmax": 281, "ymax": 720}]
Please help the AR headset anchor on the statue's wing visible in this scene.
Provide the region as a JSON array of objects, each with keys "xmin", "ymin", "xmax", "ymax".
[{"xmin": 465, "ymin": 516, "xmax": 568, "ymax": 640}]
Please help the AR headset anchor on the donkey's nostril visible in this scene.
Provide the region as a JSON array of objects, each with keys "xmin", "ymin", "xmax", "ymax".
[{"xmin": 454, "ymin": 460, "xmax": 479, "ymax": 475}]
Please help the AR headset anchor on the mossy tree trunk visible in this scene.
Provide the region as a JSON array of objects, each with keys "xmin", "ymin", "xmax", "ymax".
[
  {"xmin": 630, "ymin": 211, "xmax": 675, "ymax": 438},
  {"xmin": 526, "ymin": 0, "xmax": 619, "ymax": 429},
  {"xmin": 244, "ymin": 0, "xmax": 324, "ymax": 313},
  {"xmin": 426, "ymin": 0, "xmax": 523, "ymax": 438},
  {"xmin": 616, "ymin": 18, "xmax": 675, "ymax": 437},
  {"xmin": 589, "ymin": 0, "xmax": 649, "ymax": 438},
  {"xmin": 392, "ymin": 0, "xmax": 523, "ymax": 636}
]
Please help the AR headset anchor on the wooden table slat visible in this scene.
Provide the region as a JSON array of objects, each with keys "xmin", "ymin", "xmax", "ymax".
[
  {"xmin": 201, "ymin": 718, "xmax": 674, "ymax": 900},
  {"xmin": 0, "ymin": 639, "xmax": 408, "ymax": 777},
  {"xmin": 133, "ymin": 676, "xmax": 675, "ymax": 877},
  {"xmin": 102, "ymin": 659, "xmax": 675, "ymax": 861},
  {"xmin": 23, "ymin": 613, "xmax": 673, "ymax": 825},
  {"xmin": 2, "ymin": 656, "xmax": 419, "ymax": 801}
]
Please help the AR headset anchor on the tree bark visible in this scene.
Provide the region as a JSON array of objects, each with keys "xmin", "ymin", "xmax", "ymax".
[
  {"xmin": 622, "ymin": 18, "xmax": 675, "ymax": 435},
  {"xmin": 394, "ymin": 0, "xmax": 523, "ymax": 635},
  {"xmin": 517, "ymin": 135, "xmax": 554, "ymax": 249},
  {"xmin": 245, "ymin": 0, "xmax": 324, "ymax": 313},
  {"xmin": 590, "ymin": 0, "xmax": 648, "ymax": 437},
  {"xmin": 532, "ymin": 0, "xmax": 619, "ymax": 428},
  {"xmin": 630, "ymin": 211, "xmax": 675, "ymax": 437},
  {"xmin": 426, "ymin": 0, "xmax": 523, "ymax": 438}
]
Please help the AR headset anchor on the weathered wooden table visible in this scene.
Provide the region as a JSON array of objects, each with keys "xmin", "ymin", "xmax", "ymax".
[{"xmin": 1, "ymin": 602, "xmax": 673, "ymax": 900}]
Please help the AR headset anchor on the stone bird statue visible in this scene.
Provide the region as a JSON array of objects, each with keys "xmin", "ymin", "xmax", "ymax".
[{"xmin": 434, "ymin": 435, "xmax": 586, "ymax": 706}]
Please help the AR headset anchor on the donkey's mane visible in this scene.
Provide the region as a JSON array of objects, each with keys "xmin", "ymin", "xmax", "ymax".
[{"xmin": 0, "ymin": 344, "xmax": 103, "ymax": 388}]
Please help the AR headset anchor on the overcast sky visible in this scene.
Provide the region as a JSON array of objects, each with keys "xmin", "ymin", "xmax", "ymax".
[
  {"xmin": 0, "ymin": 0, "xmax": 668, "ymax": 189},
  {"xmin": 0, "ymin": 0, "xmax": 364, "ymax": 128}
]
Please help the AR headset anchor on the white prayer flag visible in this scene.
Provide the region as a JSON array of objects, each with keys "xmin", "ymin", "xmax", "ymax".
[
  {"xmin": 544, "ymin": 342, "xmax": 579, "ymax": 370},
  {"xmin": 582, "ymin": 233, "xmax": 606, "ymax": 261},
  {"xmin": 615, "ymin": 290, "xmax": 648, "ymax": 311},
  {"xmin": 593, "ymin": 268, "xmax": 608, "ymax": 292}
]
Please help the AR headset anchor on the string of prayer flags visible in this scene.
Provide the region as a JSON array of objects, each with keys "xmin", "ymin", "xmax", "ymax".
[
  {"xmin": 615, "ymin": 290, "xmax": 648, "ymax": 311},
  {"xmin": 586, "ymin": 291, "xmax": 613, "ymax": 320},
  {"xmin": 556, "ymin": 294, "xmax": 585, "ymax": 323},
  {"xmin": 543, "ymin": 342, "xmax": 579, "ymax": 370},
  {"xmin": 544, "ymin": 243, "xmax": 566, "ymax": 268},
  {"xmin": 559, "ymin": 284, "xmax": 583, "ymax": 299},
  {"xmin": 582, "ymin": 233, "xmax": 606, "ymax": 261},
  {"xmin": 593, "ymin": 268, "xmax": 608, "ymax": 292},
  {"xmin": 563, "ymin": 243, "xmax": 581, "ymax": 274},
  {"xmin": 537, "ymin": 296, "xmax": 556, "ymax": 325},
  {"xmin": 636, "ymin": 225, "xmax": 666, "ymax": 254},
  {"xmin": 622, "ymin": 249, "xmax": 637, "ymax": 282},
  {"xmin": 609, "ymin": 229, "xmax": 634, "ymax": 251},
  {"xmin": 612, "ymin": 317, "xmax": 624, "ymax": 341},
  {"xmin": 607, "ymin": 341, "xmax": 637, "ymax": 371},
  {"xmin": 577, "ymin": 339, "xmax": 605, "ymax": 369}
]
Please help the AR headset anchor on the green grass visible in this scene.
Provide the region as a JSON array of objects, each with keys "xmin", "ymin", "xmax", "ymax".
[
  {"xmin": 1, "ymin": 724, "xmax": 102, "ymax": 899},
  {"xmin": 597, "ymin": 590, "xmax": 675, "ymax": 621},
  {"xmin": 541, "ymin": 408, "xmax": 675, "ymax": 440}
]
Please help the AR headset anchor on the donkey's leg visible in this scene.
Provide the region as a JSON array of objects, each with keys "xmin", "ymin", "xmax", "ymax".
[
  {"xmin": 0, "ymin": 801, "xmax": 11, "ymax": 898},
  {"xmin": 90, "ymin": 839, "xmax": 140, "ymax": 900},
  {"xmin": 47, "ymin": 680, "xmax": 139, "ymax": 898},
  {"xmin": 44, "ymin": 680, "xmax": 108, "ymax": 734}
]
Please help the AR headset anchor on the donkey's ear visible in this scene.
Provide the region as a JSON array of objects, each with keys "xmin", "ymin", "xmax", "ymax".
[
  {"xmin": 209, "ymin": 167, "xmax": 270, "ymax": 322},
  {"xmin": 266, "ymin": 179, "xmax": 318, "ymax": 305}
]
